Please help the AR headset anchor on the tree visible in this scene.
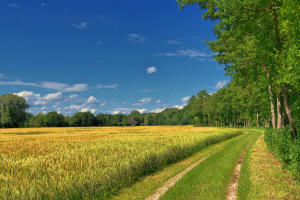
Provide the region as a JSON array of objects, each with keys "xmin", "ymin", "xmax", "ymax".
[
  {"xmin": 70, "ymin": 112, "xmax": 97, "ymax": 127},
  {"xmin": 129, "ymin": 111, "xmax": 143, "ymax": 126},
  {"xmin": 0, "ymin": 94, "xmax": 29, "ymax": 128},
  {"xmin": 178, "ymin": 0, "xmax": 299, "ymax": 139},
  {"xmin": 96, "ymin": 114, "xmax": 110, "ymax": 126},
  {"xmin": 28, "ymin": 112, "xmax": 46, "ymax": 127},
  {"xmin": 44, "ymin": 112, "xmax": 65, "ymax": 127}
]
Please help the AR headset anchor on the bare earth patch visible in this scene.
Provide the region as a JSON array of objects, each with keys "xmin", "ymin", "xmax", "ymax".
[{"xmin": 227, "ymin": 141, "xmax": 252, "ymax": 200}]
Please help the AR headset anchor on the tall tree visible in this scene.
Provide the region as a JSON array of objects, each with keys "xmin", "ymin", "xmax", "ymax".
[
  {"xmin": 0, "ymin": 94, "xmax": 29, "ymax": 128},
  {"xmin": 178, "ymin": 0, "xmax": 299, "ymax": 138}
]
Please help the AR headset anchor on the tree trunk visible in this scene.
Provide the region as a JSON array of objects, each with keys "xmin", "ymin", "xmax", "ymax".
[
  {"xmin": 277, "ymin": 95, "xmax": 282, "ymax": 129},
  {"xmin": 268, "ymin": 84, "xmax": 277, "ymax": 129},
  {"xmin": 262, "ymin": 63, "xmax": 276, "ymax": 129},
  {"xmin": 283, "ymin": 90, "xmax": 297, "ymax": 140},
  {"xmin": 256, "ymin": 113, "xmax": 259, "ymax": 127}
]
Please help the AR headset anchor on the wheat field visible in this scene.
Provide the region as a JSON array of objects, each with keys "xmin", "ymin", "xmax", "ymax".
[{"xmin": 0, "ymin": 126, "xmax": 241, "ymax": 199}]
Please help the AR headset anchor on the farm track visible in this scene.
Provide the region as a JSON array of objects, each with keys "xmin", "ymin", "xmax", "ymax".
[
  {"xmin": 159, "ymin": 132, "xmax": 259, "ymax": 200},
  {"xmin": 145, "ymin": 133, "xmax": 257, "ymax": 200},
  {"xmin": 227, "ymin": 138, "xmax": 254, "ymax": 200}
]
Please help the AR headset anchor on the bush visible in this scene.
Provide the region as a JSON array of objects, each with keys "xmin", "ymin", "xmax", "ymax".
[{"xmin": 264, "ymin": 128, "xmax": 300, "ymax": 180}]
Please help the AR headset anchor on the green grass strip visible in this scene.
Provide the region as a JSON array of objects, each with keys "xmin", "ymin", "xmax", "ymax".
[
  {"xmin": 237, "ymin": 130, "xmax": 262, "ymax": 200},
  {"xmin": 160, "ymin": 132, "xmax": 259, "ymax": 200}
]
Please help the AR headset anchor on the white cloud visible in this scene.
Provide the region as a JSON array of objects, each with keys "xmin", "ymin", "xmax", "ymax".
[
  {"xmin": 215, "ymin": 81, "xmax": 228, "ymax": 89},
  {"xmin": 166, "ymin": 39, "xmax": 181, "ymax": 45},
  {"xmin": 41, "ymin": 106, "xmax": 47, "ymax": 111},
  {"xmin": 62, "ymin": 83, "xmax": 88, "ymax": 92},
  {"xmin": 151, "ymin": 108, "xmax": 166, "ymax": 113},
  {"xmin": 15, "ymin": 91, "xmax": 41, "ymax": 104},
  {"xmin": 43, "ymin": 92, "xmax": 62, "ymax": 100},
  {"xmin": 173, "ymin": 104, "xmax": 187, "ymax": 110},
  {"xmin": 154, "ymin": 49, "xmax": 211, "ymax": 60},
  {"xmin": 112, "ymin": 110, "xmax": 120, "ymax": 115},
  {"xmin": 100, "ymin": 101, "xmax": 107, "ymax": 107},
  {"xmin": 0, "ymin": 80, "xmax": 88, "ymax": 92},
  {"xmin": 147, "ymin": 66, "xmax": 157, "ymax": 74},
  {"xmin": 96, "ymin": 83, "xmax": 118, "ymax": 89},
  {"xmin": 140, "ymin": 97, "xmax": 151, "ymax": 103},
  {"xmin": 110, "ymin": 107, "xmax": 131, "ymax": 115},
  {"xmin": 182, "ymin": 96, "xmax": 190, "ymax": 102},
  {"xmin": 15, "ymin": 91, "xmax": 63, "ymax": 106},
  {"xmin": 72, "ymin": 22, "xmax": 88, "ymax": 29},
  {"xmin": 53, "ymin": 102, "xmax": 60, "ymax": 108},
  {"xmin": 156, "ymin": 100, "xmax": 161, "ymax": 104},
  {"xmin": 133, "ymin": 97, "xmax": 152, "ymax": 106},
  {"xmin": 8, "ymin": 3, "xmax": 21, "ymax": 8},
  {"xmin": 0, "ymin": 80, "xmax": 37, "ymax": 87},
  {"xmin": 136, "ymin": 108, "xmax": 147, "ymax": 113},
  {"xmin": 90, "ymin": 109, "xmax": 96, "ymax": 114},
  {"xmin": 87, "ymin": 96, "xmax": 97, "ymax": 103},
  {"xmin": 0, "ymin": 73, "xmax": 92, "ymax": 92},
  {"xmin": 80, "ymin": 108, "xmax": 90, "ymax": 112},
  {"xmin": 69, "ymin": 94, "xmax": 78, "ymax": 99},
  {"xmin": 128, "ymin": 33, "xmax": 145, "ymax": 43},
  {"xmin": 69, "ymin": 105, "xmax": 82, "ymax": 110},
  {"xmin": 39, "ymin": 82, "xmax": 88, "ymax": 92}
]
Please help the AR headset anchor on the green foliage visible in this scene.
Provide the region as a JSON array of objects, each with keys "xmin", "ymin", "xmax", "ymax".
[
  {"xmin": 0, "ymin": 94, "xmax": 29, "ymax": 128},
  {"xmin": 44, "ymin": 112, "xmax": 65, "ymax": 127},
  {"xmin": 265, "ymin": 129, "xmax": 300, "ymax": 180},
  {"xmin": 194, "ymin": 116, "xmax": 200, "ymax": 126},
  {"xmin": 70, "ymin": 112, "xmax": 97, "ymax": 127},
  {"xmin": 129, "ymin": 110, "xmax": 143, "ymax": 125}
]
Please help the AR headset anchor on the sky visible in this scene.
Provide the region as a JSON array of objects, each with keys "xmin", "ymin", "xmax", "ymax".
[{"xmin": 0, "ymin": 0, "xmax": 230, "ymax": 115}]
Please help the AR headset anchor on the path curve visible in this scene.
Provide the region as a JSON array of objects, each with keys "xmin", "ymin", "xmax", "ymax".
[{"xmin": 145, "ymin": 152, "xmax": 215, "ymax": 200}]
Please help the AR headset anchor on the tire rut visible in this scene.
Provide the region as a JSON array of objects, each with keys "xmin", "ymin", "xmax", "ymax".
[{"xmin": 145, "ymin": 152, "xmax": 215, "ymax": 200}]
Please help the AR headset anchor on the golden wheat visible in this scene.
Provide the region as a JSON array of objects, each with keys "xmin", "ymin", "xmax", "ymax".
[{"xmin": 0, "ymin": 126, "xmax": 241, "ymax": 199}]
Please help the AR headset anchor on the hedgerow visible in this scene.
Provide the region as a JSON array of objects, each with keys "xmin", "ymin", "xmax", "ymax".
[{"xmin": 264, "ymin": 128, "xmax": 300, "ymax": 181}]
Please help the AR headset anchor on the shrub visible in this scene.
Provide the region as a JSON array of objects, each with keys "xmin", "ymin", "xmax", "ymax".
[{"xmin": 264, "ymin": 128, "xmax": 300, "ymax": 180}]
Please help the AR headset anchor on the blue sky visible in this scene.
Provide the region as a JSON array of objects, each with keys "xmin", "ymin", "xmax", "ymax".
[{"xmin": 0, "ymin": 0, "xmax": 230, "ymax": 115}]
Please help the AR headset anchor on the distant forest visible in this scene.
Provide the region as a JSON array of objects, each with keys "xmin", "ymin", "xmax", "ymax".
[{"xmin": 0, "ymin": 78, "xmax": 299, "ymax": 129}]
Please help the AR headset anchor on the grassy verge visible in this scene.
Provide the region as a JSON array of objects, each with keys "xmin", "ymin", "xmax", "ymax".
[
  {"xmin": 241, "ymin": 135, "xmax": 300, "ymax": 199},
  {"xmin": 160, "ymin": 131, "xmax": 259, "ymax": 200},
  {"xmin": 237, "ymin": 131, "xmax": 262, "ymax": 200},
  {"xmin": 109, "ymin": 134, "xmax": 243, "ymax": 200}
]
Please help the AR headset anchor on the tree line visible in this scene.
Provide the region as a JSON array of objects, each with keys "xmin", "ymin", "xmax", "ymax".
[
  {"xmin": 0, "ymin": 76, "xmax": 298, "ymax": 129},
  {"xmin": 178, "ymin": 0, "xmax": 299, "ymax": 139}
]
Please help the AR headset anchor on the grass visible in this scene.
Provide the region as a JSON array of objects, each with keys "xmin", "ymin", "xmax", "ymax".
[
  {"xmin": 160, "ymin": 130, "xmax": 260, "ymax": 200},
  {"xmin": 0, "ymin": 126, "xmax": 241, "ymax": 200},
  {"xmin": 240, "ymin": 135, "xmax": 300, "ymax": 199},
  {"xmin": 237, "ymin": 130, "xmax": 261, "ymax": 200}
]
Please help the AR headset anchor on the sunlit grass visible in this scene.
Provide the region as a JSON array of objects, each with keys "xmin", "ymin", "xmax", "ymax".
[
  {"xmin": 243, "ymin": 135, "xmax": 300, "ymax": 199},
  {"xmin": 0, "ymin": 126, "xmax": 241, "ymax": 199}
]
